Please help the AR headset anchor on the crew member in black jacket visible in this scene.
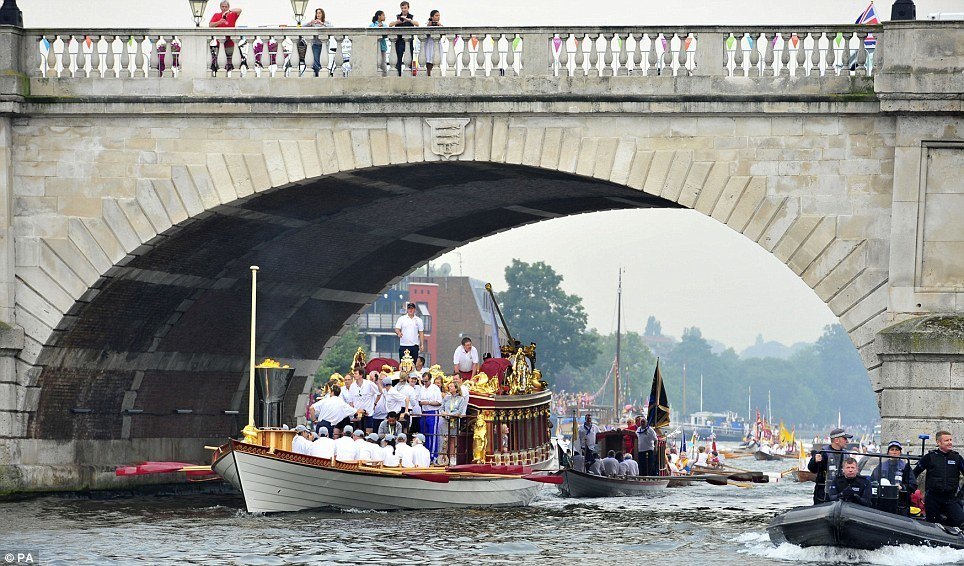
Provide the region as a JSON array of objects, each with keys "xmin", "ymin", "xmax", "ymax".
[
  {"xmin": 808, "ymin": 427, "xmax": 851, "ymax": 504},
  {"xmin": 827, "ymin": 457, "xmax": 873, "ymax": 507},
  {"xmin": 913, "ymin": 430, "xmax": 964, "ymax": 528}
]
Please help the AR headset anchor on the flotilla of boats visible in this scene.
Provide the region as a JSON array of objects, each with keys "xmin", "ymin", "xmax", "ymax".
[{"xmin": 114, "ymin": 267, "xmax": 964, "ymax": 555}]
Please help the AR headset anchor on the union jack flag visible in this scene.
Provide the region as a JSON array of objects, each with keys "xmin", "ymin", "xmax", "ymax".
[{"xmin": 856, "ymin": 2, "xmax": 879, "ymax": 48}]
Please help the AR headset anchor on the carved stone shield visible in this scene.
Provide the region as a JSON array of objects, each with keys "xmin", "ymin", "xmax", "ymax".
[{"xmin": 425, "ymin": 118, "xmax": 471, "ymax": 160}]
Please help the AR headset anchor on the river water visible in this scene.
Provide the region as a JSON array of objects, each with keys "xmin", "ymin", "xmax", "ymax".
[{"xmin": 2, "ymin": 455, "xmax": 963, "ymax": 565}]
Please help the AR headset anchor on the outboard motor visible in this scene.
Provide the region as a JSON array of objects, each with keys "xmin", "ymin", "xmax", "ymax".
[{"xmin": 254, "ymin": 365, "xmax": 295, "ymax": 428}]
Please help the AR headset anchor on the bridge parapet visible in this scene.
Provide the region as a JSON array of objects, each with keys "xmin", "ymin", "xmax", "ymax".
[{"xmin": 8, "ymin": 25, "xmax": 886, "ymax": 103}]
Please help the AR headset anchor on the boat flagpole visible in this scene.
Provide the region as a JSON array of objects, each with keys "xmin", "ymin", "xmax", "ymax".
[
  {"xmin": 242, "ymin": 265, "xmax": 260, "ymax": 442},
  {"xmin": 614, "ymin": 268, "xmax": 622, "ymax": 424},
  {"xmin": 699, "ymin": 373, "xmax": 703, "ymax": 414},
  {"xmin": 768, "ymin": 389, "xmax": 772, "ymax": 425}
]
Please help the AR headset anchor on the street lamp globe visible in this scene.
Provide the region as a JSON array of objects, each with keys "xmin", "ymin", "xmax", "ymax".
[
  {"xmin": 188, "ymin": 0, "xmax": 209, "ymax": 27},
  {"xmin": 290, "ymin": 0, "xmax": 310, "ymax": 26}
]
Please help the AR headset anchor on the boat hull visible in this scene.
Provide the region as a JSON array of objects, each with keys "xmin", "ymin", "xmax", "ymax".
[
  {"xmin": 790, "ymin": 469, "xmax": 816, "ymax": 483},
  {"xmin": 768, "ymin": 501, "xmax": 964, "ymax": 550},
  {"xmin": 754, "ymin": 450, "xmax": 791, "ymax": 461},
  {"xmin": 557, "ymin": 468, "xmax": 669, "ymax": 498},
  {"xmin": 212, "ymin": 442, "xmax": 542, "ymax": 513}
]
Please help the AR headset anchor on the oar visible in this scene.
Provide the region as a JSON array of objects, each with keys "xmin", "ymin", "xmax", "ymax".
[
  {"xmin": 522, "ymin": 473, "xmax": 563, "ymax": 485},
  {"xmin": 402, "ymin": 471, "xmax": 450, "ymax": 483},
  {"xmin": 704, "ymin": 474, "xmax": 751, "ymax": 488}
]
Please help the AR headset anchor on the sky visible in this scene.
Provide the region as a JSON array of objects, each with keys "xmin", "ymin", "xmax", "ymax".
[{"xmin": 33, "ymin": 0, "xmax": 963, "ymax": 350}]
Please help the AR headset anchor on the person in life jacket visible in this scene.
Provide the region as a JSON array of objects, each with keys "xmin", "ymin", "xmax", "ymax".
[
  {"xmin": 827, "ymin": 457, "xmax": 873, "ymax": 507},
  {"xmin": 808, "ymin": 427, "xmax": 851, "ymax": 504},
  {"xmin": 913, "ymin": 430, "xmax": 964, "ymax": 528}
]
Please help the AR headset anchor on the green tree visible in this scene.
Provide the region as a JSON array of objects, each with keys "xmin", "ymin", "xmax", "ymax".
[
  {"xmin": 498, "ymin": 259, "xmax": 599, "ymax": 376},
  {"xmin": 644, "ymin": 315, "xmax": 662, "ymax": 337},
  {"xmin": 584, "ymin": 330, "xmax": 657, "ymax": 407},
  {"xmin": 314, "ymin": 324, "xmax": 364, "ymax": 386}
]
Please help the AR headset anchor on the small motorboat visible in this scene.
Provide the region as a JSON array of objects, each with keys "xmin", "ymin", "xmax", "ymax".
[
  {"xmin": 768, "ymin": 501, "xmax": 964, "ymax": 550},
  {"xmin": 754, "ymin": 450, "xmax": 792, "ymax": 461},
  {"xmin": 790, "ymin": 469, "xmax": 816, "ymax": 483},
  {"xmin": 557, "ymin": 468, "xmax": 669, "ymax": 498}
]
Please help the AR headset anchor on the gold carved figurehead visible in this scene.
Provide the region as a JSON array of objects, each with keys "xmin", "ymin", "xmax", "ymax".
[
  {"xmin": 351, "ymin": 347, "xmax": 367, "ymax": 372},
  {"xmin": 507, "ymin": 348, "xmax": 532, "ymax": 395},
  {"xmin": 472, "ymin": 413, "xmax": 488, "ymax": 463},
  {"xmin": 467, "ymin": 372, "xmax": 498, "ymax": 396},
  {"xmin": 399, "ymin": 350, "xmax": 415, "ymax": 373},
  {"xmin": 529, "ymin": 368, "xmax": 548, "ymax": 392}
]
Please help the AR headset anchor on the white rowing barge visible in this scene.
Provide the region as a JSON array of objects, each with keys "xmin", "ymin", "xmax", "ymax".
[{"xmin": 212, "ymin": 440, "xmax": 551, "ymax": 513}]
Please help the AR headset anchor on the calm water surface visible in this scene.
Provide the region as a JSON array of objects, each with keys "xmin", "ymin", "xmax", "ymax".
[{"xmin": 2, "ymin": 456, "xmax": 963, "ymax": 565}]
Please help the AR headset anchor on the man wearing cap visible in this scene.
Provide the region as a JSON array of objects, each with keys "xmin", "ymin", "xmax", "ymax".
[
  {"xmin": 452, "ymin": 336, "xmax": 480, "ymax": 381},
  {"xmin": 394, "ymin": 302, "xmax": 425, "ymax": 362},
  {"xmin": 826, "ymin": 457, "xmax": 873, "ymax": 507},
  {"xmin": 362, "ymin": 433, "xmax": 384, "ymax": 464},
  {"xmin": 411, "ymin": 433, "xmax": 432, "ymax": 468},
  {"xmin": 334, "ymin": 426, "xmax": 359, "ymax": 462},
  {"xmin": 807, "ymin": 427, "xmax": 852, "ymax": 504},
  {"xmin": 913, "ymin": 430, "xmax": 964, "ymax": 528},
  {"xmin": 308, "ymin": 427, "xmax": 336, "ymax": 460},
  {"xmin": 291, "ymin": 425, "xmax": 313, "ymax": 455},
  {"xmin": 871, "ymin": 441, "xmax": 918, "ymax": 493},
  {"xmin": 395, "ymin": 433, "xmax": 415, "ymax": 468}
]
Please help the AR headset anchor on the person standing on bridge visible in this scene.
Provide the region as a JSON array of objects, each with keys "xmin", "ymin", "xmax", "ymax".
[
  {"xmin": 389, "ymin": 1, "xmax": 419, "ymax": 76},
  {"xmin": 305, "ymin": 8, "xmax": 333, "ymax": 77},
  {"xmin": 209, "ymin": 1, "xmax": 242, "ymax": 72},
  {"xmin": 423, "ymin": 10, "xmax": 442, "ymax": 76},
  {"xmin": 394, "ymin": 302, "xmax": 424, "ymax": 363}
]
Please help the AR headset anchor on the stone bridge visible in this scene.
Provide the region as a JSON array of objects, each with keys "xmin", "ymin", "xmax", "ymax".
[{"xmin": 0, "ymin": 20, "xmax": 962, "ymax": 492}]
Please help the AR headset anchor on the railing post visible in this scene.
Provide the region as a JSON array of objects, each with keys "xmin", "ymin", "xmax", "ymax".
[
  {"xmin": 520, "ymin": 32, "xmax": 549, "ymax": 77},
  {"xmin": 0, "ymin": 26, "xmax": 25, "ymax": 95},
  {"xmin": 347, "ymin": 31, "xmax": 377, "ymax": 78},
  {"xmin": 178, "ymin": 32, "xmax": 211, "ymax": 79},
  {"xmin": 693, "ymin": 30, "xmax": 724, "ymax": 76}
]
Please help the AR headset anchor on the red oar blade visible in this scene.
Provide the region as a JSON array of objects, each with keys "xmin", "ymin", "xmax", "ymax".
[
  {"xmin": 522, "ymin": 473, "xmax": 563, "ymax": 484},
  {"xmin": 402, "ymin": 471, "xmax": 450, "ymax": 483}
]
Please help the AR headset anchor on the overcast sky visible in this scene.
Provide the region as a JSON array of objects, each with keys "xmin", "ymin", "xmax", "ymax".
[{"xmin": 34, "ymin": 1, "xmax": 962, "ymax": 350}]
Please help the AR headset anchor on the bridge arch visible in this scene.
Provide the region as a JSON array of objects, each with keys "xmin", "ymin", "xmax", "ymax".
[{"xmin": 14, "ymin": 116, "xmax": 890, "ymax": 444}]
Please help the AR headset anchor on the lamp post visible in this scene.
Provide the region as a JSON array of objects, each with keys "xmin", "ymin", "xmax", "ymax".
[
  {"xmin": 891, "ymin": 0, "xmax": 916, "ymax": 21},
  {"xmin": 188, "ymin": 0, "xmax": 209, "ymax": 27},
  {"xmin": 0, "ymin": 0, "xmax": 23, "ymax": 27},
  {"xmin": 290, "ymin": 0, "xmax": 309, "ymax": 26}
]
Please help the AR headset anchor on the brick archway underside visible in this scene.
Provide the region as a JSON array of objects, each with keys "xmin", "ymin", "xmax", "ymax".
[{"xmin": 30, "ymin": 162, "xmax": 678, "ymax": 441}]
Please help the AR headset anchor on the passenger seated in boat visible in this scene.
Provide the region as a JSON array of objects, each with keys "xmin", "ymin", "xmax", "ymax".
[
  {"xmin": 601, "ymin": 450, "xmax": 620, "ymax": 477},
  {"xmin": 382, "ymin": 434, "xmax": 400, "ymax": 467},
  {"xmin": 335, "ymin": 428, "xmax": 362, "ymax": 462},
  {"xmin": 826, "ymin": 458, "xmax": 873, "ymax": 507},
  {"xmin": 773, "ymin": 444, "xmax": 787, "ymax": 455},
  {"xmin": 622, "ymin": 453, "xmax": 639, "ymax": 476},
  {"xmin": 308, "ymin": 426, "xmax": 336, "ymax": 459},
  {"xmin": 571, "ymin": 450, "xmax": 586, "ymax": 473},
  {"xmin": 291, "ymin": 425, "xmax": 313, "ymax": 455},
  {"xmin": 412, "ymin": 433, "xmax": 432, "ymax": 468},
  {"xmin": 695, "ymin": 446, "xmax": 709, "ymax": 467},
  {"xmin": 395, "ymin": 433, "xmax": 415, "ymax": 468},
  {"xmin": 710, "ymin": 451, "xmax": 724, "ymax": 468},
  {"xmin": 587, "ymin": 458, "xmax": 604, "ymax": 475},
  {"xmin": 358, "ymin": 433, "xmax": 381, "ymax": 463},
  {"xmin": 760, "ymin": 443, "xmax": 772, "ymax": 455},
  {"xmin": 378, "ymin": 411, "xmax": 404, "ymax": 439},
  {"xmin": 666, "ymin": 448, "xmax": 682, "ymax": 474}
]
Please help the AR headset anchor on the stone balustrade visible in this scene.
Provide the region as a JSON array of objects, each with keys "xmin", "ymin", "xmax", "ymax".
[{"xmin": 23, "ymin": 25, "xmax": 881, "ymax": 82}]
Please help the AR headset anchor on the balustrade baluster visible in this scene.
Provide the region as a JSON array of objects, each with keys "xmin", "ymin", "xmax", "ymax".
[
  {"xmin": 747, "ymin": 32, "xmax": 760, "ymax": 76},
  {"xmin": 459, "ymin": 36, "xmax": 471, "ymax": 77},
  {"xmin": 779, "ymin": 32, "xmax": 791, "ymax": 76},
  {"xmin": 475, "ymin": 34, "xmax": 487, "ymax": 77},
  {"xmin": 587, "ymin": 34, "xmax": 599, "ymax": 76},
  {"xmin": 616, "ymin": 33, "xmax": 628, "ymax": 75},
  {"xmin": 732, "ymin": 32, "xmax": 745, "ymax": 77},
  {"xmin": 794, "ymin": 32, "xmax": 806, "ymax": 77},
  {"xmin": 662, "ymin": 35, "xmax": 674, "ymax": 75},
  {"xmin": 490, "ymin": 34, "xmax": 502, "ymax": 76},
  {"xmin": 810, "ymin": 32, "xmax": 822, "ymax": 76},
  {"xmin": 602, "ymin": 34, "xmax": 614, "ymax": 76},
  {"xmin": 855, "ymin": 32, "xmax": 868, "ymax": 76},
  {"xmin": 675, "ymin": 34, "xmax": 688, "ymax": 75},
  {"xmin": 559, "ymin": 35, "xmax": 570, "ymax": 77},
  {"xmin": 760, "ymin": 32, "xmax": 774, "ymax": 77},
  {"xmin": 441, "ymin": 35, "xmax": 454, "ymax": 77},
  {"xmin": 825, "ymin": 32, "xmax": 836, "ymax": 75},
  {"xmin": 631, "ymin": 33, "xmax": 643, "ymax": 75},
  {"xmin": 51, "ymin": 35, "xmax": 64, "ymax": 77},
  {"xmin": 574, "ymin": 34, "xmax": 586, "ymax": 76},
  {"xmin": 647, "ymin": 33, "xmax": 659, "ymax": 75},
  {"xmin": 506, "ymin": 34, "xmax": 517, "ymax": 76},
  {"xmin": 841, "ymin": 31, "xmax": 852, "ymax": 76},
  {"xmin": 65, "ymin": 36, "xmax": 78, "ymax": 77}
]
